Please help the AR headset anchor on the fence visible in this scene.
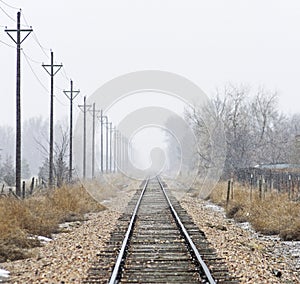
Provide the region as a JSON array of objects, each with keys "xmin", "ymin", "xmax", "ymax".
[
  {"xmin": 234, "ymin": 167, "xmax": 300, "ymax": 200},
  {"xmin": 0, "ymin": 177, "xmax": 40, "ymax": 199}
]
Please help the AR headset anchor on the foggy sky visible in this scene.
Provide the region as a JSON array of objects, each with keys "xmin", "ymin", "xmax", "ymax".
[{"xmin": 1, "ymin": 0, "xmax": 300, "ymax": 127}]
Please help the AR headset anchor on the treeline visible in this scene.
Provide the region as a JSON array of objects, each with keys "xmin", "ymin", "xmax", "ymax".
[
  {"xmin": 0, "ymin": 116, "xmax": 69, "ymax": 187},
  {"xmin": 186, "ymin": 85, "xmax": 300, "ymax": 178}
]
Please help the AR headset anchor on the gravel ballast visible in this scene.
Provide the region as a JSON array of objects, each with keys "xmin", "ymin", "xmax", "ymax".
[
  {"xmin": 1, "ymin": 210, "xmax": 120, "ymax": 283},
  {"xmin": 1, "ymin": 190, "xmax": 299, "ymax": 283},
  {"xmin": 180, "ymin": 194, "xmax": 300, "ymax": 284}
]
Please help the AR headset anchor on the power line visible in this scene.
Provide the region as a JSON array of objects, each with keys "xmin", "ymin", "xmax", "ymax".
[
  {"xmin": 32, "ymin": 32, "xmax": 50, "ymax": 58},
  {"xmin": 0, "ymin": 38, "xmax": 15, "ymax": 48},
  {"xmin": 55, "ymin": 85, "xmax": 64, "ymax": 91},
  {"xmin": 21, "ymin": 11, "xmax": 75, "ymax": 100},
  {"xmin": 22, "ymin": 50, "xmax": 42, "ymax": 64},
  {"xmin": 22, "ymin": 50, "xmax": 48, "ymax": 93},
  {"xmin": 0, "ymin": 5, "xmax": 16, "ymax": 22},
  {"xmin": 20, "ymin": 11, "xmax": 32, "ymax": 28},
  {"xmin": 22, "ymin": 11, "xmax": 49, "ymax": 58},
  {"xmin": 54, "ymin": 95, "xmax": 68, "ymax": 107},
  {"xmin": 61, "ymin": 66, "xmax": 70, "ymax": 81},
  {"xmin": 0, "ymin": 0, "xmax": 19, "ymax": 10},
  {"xmin": 23, "ymin": 50, "xmax": 67, "ymax": 109}
]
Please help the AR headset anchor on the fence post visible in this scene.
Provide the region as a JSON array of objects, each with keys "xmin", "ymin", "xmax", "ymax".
[
  {"xmin": 250, "ymin": 173, "xmax": 253, "ymax": 202},
  {"xmin": 1, "ymin": 184, "xmax": 4, "ymax": 194},
  {"xmin": 30, "ymin": 177, "xmax": 34, "ymax": 195},
  {"xmin": 22, "ymin": 181, "xmax": 26, "ymax": 199},
  {"xmin": 226, "ymin": 180, "xmax": 231, "ymax": 208},
  {"xmin": 263, "ymin": 176, "xmax": 267, "ymax": 199},
  {"xmin": 230, "ymin": 177, "xmax": 234, "ymax": 200},
  {"xmin": 297, "ymin": 176, "xmax": 300, "ymax": 198},
  {"xmin": 259, "ymin": 178, "xmax": 262, "ymax": 200},
  {"xmin": 288, "ymin": 174, "xmax": 291, "ymax": 200}
]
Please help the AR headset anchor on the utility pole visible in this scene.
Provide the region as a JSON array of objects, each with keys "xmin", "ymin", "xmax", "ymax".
[
  {"xmin": 42, "ymin": 51, "xmax": 62, "ymax": 188},
  {"xmin": 78, "ymin": 96, "xmax": 91, "ymax": 179},
  {"xmin": 63, "ymin": 80, "xmax": 80, "ymax": 182},
  {"xmin": 90, "ymin": 103, "xmax": 100, "ymax": 179},
  {"xmin": 118, "ymin": 133, "xmax": 123, "ymax": 171},
  {"xmin": 121, "ymin": 135, "xmax": 128, "ymax": 170},
  {"xmin": 99, "ymin": 114, "xmax": 108, "ymax": 173},
  {"xmin": 105, "ymin": 121, "xmax": 109, "ymax": 172},
  {"xmin": 109, "ymin": 122, "xmax": 113, "ymax": 173},
  {"xmin": 115, "ymin": 131, "xmax": 119, "ymax": 172},
  {"xmin": 99, "ymin": 110, "xmax": 104, "ymax": 173},
  {"xmin": 123, "ymin": 136, "xmax": 127, "ymax": 170},
  {"xmin": 92, "ymin": 103, "xmax": 96, "ymax": 179},
  {"xmin": 5, "ymin": 11, "xmax": 32, "ymax": 196},
  {"xmin": 112, "ymin": 127, "xmax": 117, "ymax": 173}
]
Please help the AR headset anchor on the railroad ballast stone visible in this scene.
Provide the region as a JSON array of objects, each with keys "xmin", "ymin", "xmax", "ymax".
[
  {"xmin": 1, "ymin": 179, "xmax": 298, "ymax": 283},
  {"xmin": 85, "ymin": 179, "xmax": 236, "ymax": 283}
]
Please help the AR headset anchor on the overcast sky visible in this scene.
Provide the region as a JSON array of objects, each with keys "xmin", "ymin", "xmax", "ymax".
[{"xmin": 1, "ymin": 0, "xmax": 300, "ymax": 127}]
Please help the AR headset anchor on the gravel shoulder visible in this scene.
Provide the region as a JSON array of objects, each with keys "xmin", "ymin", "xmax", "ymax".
[
  {"xmin": 1, "ymin": 186, "xmax": 299, "ymax": 283},
  {"xmin": 180, "ymin": 193, "xmax": 300, "ymax": 284},
  {"xmin": 1, "ymin": 209, "xmax": 120, "ymax": 283}
]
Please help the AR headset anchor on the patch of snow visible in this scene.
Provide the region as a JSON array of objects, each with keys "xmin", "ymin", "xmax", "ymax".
[
  {"xmin": 37, "ymin": 236, "xmax": 52, "ymax": 243},
  {"xmin": 236, "ymin": 221, "xmax": 253, "ymax": 231},
  {"xmin": 204, "ymin": 202, "xmax": 225, "ymax": 214},
  {"xmin": 28, "ymin": 235, "xmax": 52, "ymax": 244},
  {"xmin": 0, "ymin": 268, "xmax": 10, "ymax": 279}
]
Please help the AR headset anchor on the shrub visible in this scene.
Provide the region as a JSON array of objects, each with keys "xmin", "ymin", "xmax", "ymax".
[
  {"xmin": 210, "ymin": 182, "xmax": 300, "ymax": 241},
  {"xmin": 0, "ymin": 184, "xmax": 105, "ymax": 262}
]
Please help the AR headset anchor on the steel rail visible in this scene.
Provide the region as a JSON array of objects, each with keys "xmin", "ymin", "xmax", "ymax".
[
  {"xmin": 157, "ymin": 177, "xmax": 216, "ymax": 284},
  {"xmin": 109, "ymin": 178, "xmax": 149, "ymax": 284}
]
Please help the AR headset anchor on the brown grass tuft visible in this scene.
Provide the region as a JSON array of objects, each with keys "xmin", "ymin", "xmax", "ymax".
[
  {"xmin": 0, "ymin": 184, "xmax": 105, "ymax": 262},
  {"xmin": 210, "ymin": 182, "xmax": 300, "ymax": 241}
]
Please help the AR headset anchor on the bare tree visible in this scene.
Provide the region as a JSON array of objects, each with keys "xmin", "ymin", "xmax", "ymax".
[
  {"xmin": 251, "ymin": 88, "xmax": 278, "ymax": 143},
  {"xmin": 36, "ymin": 120, "xmax": 70, "ymax": 188},
  {"xmin": 185, "ymin": 84, "xmax": 293, "ymax": 178},
  {"xmin": 53, "ymin": 125, "xmax": 69, "ymax": 187}
]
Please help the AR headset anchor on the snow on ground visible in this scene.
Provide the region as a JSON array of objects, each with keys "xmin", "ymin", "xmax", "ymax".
[{"xmin": 0, "ymin": 268, "xmax": 10, "ymax": 281}]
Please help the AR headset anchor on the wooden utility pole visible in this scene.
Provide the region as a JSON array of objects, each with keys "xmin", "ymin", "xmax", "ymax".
[
  {"xmin": 63, "ymin": 80, "xmax": 80, "ymax": 182},
  {"xmin": 5, "ymin": 11, "xmax": 32, "ymax": 196},
  {"xmin": 109, "ymin": 122, "xmax": 113, "ymax": 172},
  {"xmin": 100, "ymin": 110, "xmax": 104, "ymax": 173},
  {"xmin": 119, "ymin": 133, "xmax": 123, "ymax": 171},
  {"xmin": 117, "ymin": 133, "xmax": 122, "ymax": 171},
  {"xmin": 78, "ymin": 97, "xmax": 91, "ymax": 179},
  {"xmin": 92, "ymin": 103, "xmax": 96, "ymax": 178},
  {"xmin": 101, "ymin": 115, "xmax": 108, "ymax": 173},
  {"xmin": 99, "ymin": 113, "xmax": 109, "ymax": 173},
  {"xmin": 112, "ymin": 127, "xmax": 117, "ymax": 173},
  {"xmin": 42, "ymin": 51, "xmax": 62, "ymax": 188},
  {"xmin": 122, "ymin": 136, "xmax": 127, "ymax": 170},
  {"xmin": 105, "ymin": 121, "xmax": 109, "ymax": 172},
  {"xmin": 90, "ymin": 103, "xmax": 100, "ymax": 179}
]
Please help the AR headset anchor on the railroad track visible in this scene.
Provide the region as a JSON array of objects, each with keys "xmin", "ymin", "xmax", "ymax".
[{"xmin": 84, "ymin": 178, "xmax": 238, "ymax": 283}]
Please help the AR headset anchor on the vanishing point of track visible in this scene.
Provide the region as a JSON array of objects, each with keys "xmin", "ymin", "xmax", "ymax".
[{"xmin": 84, "ymin": 178, "xmax": 238, "ymax": 283}]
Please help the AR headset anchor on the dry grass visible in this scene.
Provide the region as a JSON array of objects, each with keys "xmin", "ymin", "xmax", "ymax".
[
  {"xmin": 210, "ymin": 182, "xmax": 300, "ymax": 241},
  {"xmin": 0, "ymin": 184, "xmax": 105, "ymax": 262}
]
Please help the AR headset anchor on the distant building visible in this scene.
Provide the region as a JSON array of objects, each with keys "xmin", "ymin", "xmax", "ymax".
[{"xmin": 254, "ymin": 163, "xmax": 300, "ymax": 170}]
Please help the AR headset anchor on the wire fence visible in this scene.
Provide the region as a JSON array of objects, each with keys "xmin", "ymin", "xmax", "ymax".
[
  {"xmin": 234, "ymin": 167, "xmax": 300, "ymax": 201},
  {"xmin": 0, "ymin": 177, "xmax": 44, "ymax": 199}
]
